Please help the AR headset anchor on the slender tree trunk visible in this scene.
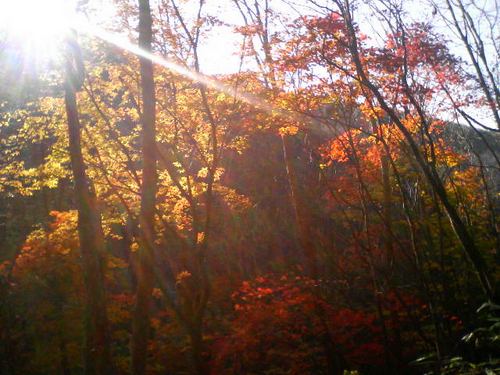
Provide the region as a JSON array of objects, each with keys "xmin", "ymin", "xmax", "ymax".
[
  {"xmin": 187, "ymin": 323, "xmax": 207, "ymax": 375},
  {"xmin": 281, "ymin": 135, "xmax": 317, "ymax": 279},
  {"xmin": 381, "ymin": 152, "xmax": 394, "ymax": 267},
  {"xmin": 131, "ymin": 0, "xmax": 157, "ymax": 373},
  {"xmin": 64, "ymin": 33, "xmax": 113, "ymax": 375}
]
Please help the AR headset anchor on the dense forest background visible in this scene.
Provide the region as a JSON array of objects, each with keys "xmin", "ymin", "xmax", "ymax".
[{"xmin": 1, "ymin": 0, "xmax": 500, "ymax": 374}]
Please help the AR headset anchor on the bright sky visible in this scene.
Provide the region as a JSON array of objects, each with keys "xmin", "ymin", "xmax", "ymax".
[
  {"xmin": 0, "ymin": 0, "xmax": 496, "ymax": 129},
  {"xmin": 196, "ymin": 1, "xmax": 244, "ymax": 75},
  {"xmin": 0, "ymin": 0, "xmax": 496, "ymax": 69}
]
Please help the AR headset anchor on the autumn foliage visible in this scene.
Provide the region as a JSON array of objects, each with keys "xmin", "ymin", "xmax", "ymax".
[{"xmin": 1, "ymin": 0, "xmax": 500, "ymax": 374}]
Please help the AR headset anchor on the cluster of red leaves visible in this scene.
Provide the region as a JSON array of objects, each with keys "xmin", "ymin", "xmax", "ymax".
[
  {"xmin": 211, "ymin": 275, "xmax": 384, "ymax": 374},
  {"xmin": 13, "ymin": 211, "xmax": 80, "ymax": 280},
  {"xmin": 382, "ymin": 23, "xmax": 460, "ymax": 77},
  {"xmin": 306, "ymin": 12, "xmax": 346, "ymax": 37},
  {"xmin": 369, "ymin": 22, "xmax": 464, "ymax": 106}
]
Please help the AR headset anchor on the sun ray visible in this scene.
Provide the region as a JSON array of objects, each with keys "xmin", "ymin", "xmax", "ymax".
[{"xmin": 77, "ymin": 22, "xmax": 310, "ymax": 129}]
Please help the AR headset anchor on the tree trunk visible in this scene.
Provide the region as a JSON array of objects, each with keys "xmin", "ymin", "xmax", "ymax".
[
  {"xmin": 64, "ymin": 33, "xmax": 113, "ymax": 375},
  {"xmin": 131, "ymin": 0, "xmax": 157, "ymax": 373},
  {"xmin": 281, "ymin": 135, "xmax": 318, "ymax": 279}
]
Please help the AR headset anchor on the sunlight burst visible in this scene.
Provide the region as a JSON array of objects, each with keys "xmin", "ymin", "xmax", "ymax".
[{"xmin": 0, "ymin": 0, "xmax": 77, "ymax": 61}]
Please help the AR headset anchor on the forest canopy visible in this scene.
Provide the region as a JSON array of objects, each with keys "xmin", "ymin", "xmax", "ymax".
[{"xmin": 1, "ymin": 0, "xmax": 500, "ymax": 374}]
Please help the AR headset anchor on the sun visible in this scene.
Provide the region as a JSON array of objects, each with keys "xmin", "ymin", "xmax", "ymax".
[{"xmin": 0, "ymin": 0, "xmax": 78, "ymax": 62}]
